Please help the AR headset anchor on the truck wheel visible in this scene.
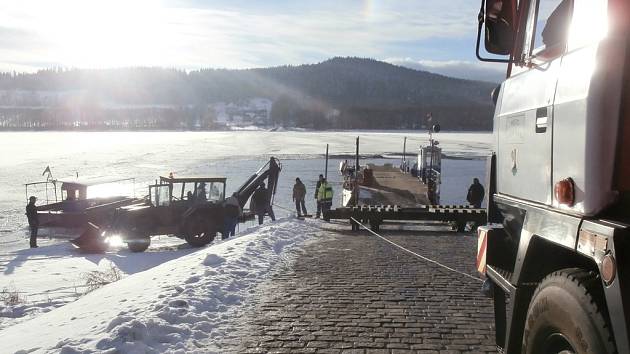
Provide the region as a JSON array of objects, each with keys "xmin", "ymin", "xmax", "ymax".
[
  {"xmin": 185, "ymin": 230, "xmax": 215, "ymax": 247},
  {"xmin": 184, "ymin": 214, "xmax": 216, "ymax": 247},
  {"xmin": 522, "ymin": 268, "xmax": 616, "ymax": 354},
  {"xmin": 127, "ymin": 237, "xmax": 150, "ymax": 252}
]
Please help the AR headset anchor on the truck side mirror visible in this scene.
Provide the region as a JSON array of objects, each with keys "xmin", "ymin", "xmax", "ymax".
[
  {"xmin": 485, "ymin": 0, "xmax": 514, "ymax": 55},
  {"xmin": 476, "ymin": 0, "xmax": 515, "ymax": 62}
]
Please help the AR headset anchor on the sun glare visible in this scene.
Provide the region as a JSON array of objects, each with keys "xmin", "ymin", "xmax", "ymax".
[
  {"xmin": 568, "ymin": 1, "xmax": 608, "ymax": 48},
  {"xmin": 39, "ymin": 0, "xmax": 173, "ymax": 68},
  {"xmin": 105, "ymin": 234, "xmax": 125, "ymax": 247}
]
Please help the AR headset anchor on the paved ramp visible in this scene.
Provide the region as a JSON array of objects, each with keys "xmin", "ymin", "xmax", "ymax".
[{"xmin": 228, "ymin": 222, "xmax": 498, "ymax": 353}]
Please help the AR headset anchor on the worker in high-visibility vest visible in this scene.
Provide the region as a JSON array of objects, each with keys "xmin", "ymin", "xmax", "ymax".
[{"xmin": 317, "ymin": 177, "xmax": 334, "ymax": 215}]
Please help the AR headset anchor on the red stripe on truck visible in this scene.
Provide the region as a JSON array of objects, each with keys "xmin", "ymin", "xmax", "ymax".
[{"xmin": 477, "ymin": 229, "xmax": 488, "ymax": 274}]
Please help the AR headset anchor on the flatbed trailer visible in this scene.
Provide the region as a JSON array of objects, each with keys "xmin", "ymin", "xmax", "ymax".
[{"xmin": 324, "ymin": 204, "xmax": 486, "ymax": 232}]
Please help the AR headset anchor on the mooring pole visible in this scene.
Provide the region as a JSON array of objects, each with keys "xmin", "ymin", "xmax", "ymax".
[
  {"xmin": 402, "ymin": 136, "xmax": 407, "ymax": 168},
  {"xmin": 325, "ymin": 144, "xmax": 329, "ymax": 179},
  {"xmin": 355, "ymin": 137, "xmax": 360, "ymax": 173}
]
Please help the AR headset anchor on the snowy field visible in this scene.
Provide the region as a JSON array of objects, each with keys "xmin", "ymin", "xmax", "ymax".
[{"xmin": 0, "ymin": 130, "xmax": 491, "ymax": 352}]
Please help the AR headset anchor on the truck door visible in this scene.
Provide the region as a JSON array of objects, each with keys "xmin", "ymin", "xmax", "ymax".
[
  {"xmin": 149, "ymin": 183, "xmax": 174, "ymax": 227},
  {"xmin": 496, "ymin": 0, "xmax": 571, "ymax": 205}
]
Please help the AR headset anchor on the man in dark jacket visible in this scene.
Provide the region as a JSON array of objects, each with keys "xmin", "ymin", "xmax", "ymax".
[
  {"xmin": 26, "ymin": 196, "xmax": 39, "ymax": 248},
  {"xmin": 293, "ymin": 177, "xmax": 307, "ymax": 217},
  {"xmin": 223, "ymin": 193, "xmax": 241, "ymax": 239},
  {"xmin": 467, "ymin": 178, "xmax": 485, "ymax": 208},
  {"xmin": 252, "ymin": 183, "xmax": 275, "ymax": 225},
  {"xmin": 314, "ymin": 174, "xmax": 324, "ymax": 218}
]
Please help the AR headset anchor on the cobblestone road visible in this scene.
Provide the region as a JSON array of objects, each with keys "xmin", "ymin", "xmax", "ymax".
[{"xmin": 232, "ymin": 221, "xmax": 497, "ymax": 353}]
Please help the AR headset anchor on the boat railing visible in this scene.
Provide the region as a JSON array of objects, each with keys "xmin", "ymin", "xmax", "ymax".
[{"xmin": 25, "ymin": 180, "xmax": 58, "ymax": 204}]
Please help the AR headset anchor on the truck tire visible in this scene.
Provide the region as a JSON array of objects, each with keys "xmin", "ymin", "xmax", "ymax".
[
  {"xmin": 127, "ymin": 237, "xmax": 150, "ymax": 252},
  {"xmin": 184, "ymin": 213, "xmax": 216, "ymax": 247},
  {"xmin": 522, "ymin": 268, "xmax": 616, "ymax": 354},
  {"xmin": 185, "ymin": 231, "xmax": 214, "ymax": 247}
]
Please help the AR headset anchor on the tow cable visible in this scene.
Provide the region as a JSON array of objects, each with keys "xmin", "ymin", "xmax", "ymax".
[
  {"xmin": 272, "ymin": 203, "xmax": 295, "ymax": 214},
  {"xmin": 350, "ymin": 217, "xmax": 484, "ymax": 283},
  {"xmin": 270, "ymin": 204, "xmax": 483, "ymax": 283}
]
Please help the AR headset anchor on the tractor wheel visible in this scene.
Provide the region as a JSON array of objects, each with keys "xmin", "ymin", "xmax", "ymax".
[
  {"xmin": 127, "ymin": 237, "xmax": 151, "ymax": 253},
  {"xmin": 184, "ymin": 214, "xmax": 216, "ymax": 247},
  {"xmin": 522, "ymin": 268, "xmax": 616, "ymax": 354}
]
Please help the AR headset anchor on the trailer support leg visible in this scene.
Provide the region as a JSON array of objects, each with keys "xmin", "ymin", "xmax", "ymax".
[
  {"xmin": 370, "ymin": 219, "xmax": 381, "ymax": 232},
  {"xmin": 350, "ymin": 218, "xmax": 359, "ymax": 231}
]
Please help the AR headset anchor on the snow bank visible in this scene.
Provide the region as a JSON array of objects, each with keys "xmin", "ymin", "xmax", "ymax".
[{"xmin": 0, "ymin": 218, "xmax": 322, "ymax": 353}]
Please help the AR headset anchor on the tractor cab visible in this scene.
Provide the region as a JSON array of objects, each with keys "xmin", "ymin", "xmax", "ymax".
[{"xmin": 149, "ymin": 176, "xmax": 226, "ymax": 207}]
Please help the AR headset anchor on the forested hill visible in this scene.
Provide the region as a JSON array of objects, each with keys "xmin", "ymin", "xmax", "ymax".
[{"xmin": 0, "ymin": 57, "xmax": 497, "ymax": 130}]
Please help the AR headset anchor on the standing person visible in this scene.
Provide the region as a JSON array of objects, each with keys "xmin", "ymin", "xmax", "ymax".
[
  {"xmin": 25, "ymin": 196, "xmax": 39, "ymax": 248},
  {"xmin": 252, "ymin": 183, "xmax": 275, "ymax": 225},
  {"xmin": 467, "ymin": 178, "xmax": 485, "ymax": 208},
  {"xmin": 317, "ymin": 177, "xmax": 334, "ymax": 216},
  {"xmin": 223, "ymin": 193, "xmax": 241, "ymax": 239},
  {"xmin": 314, "ymin": 174, "xmax": 324, "ymax": 218},
  {"xmin": 293, "ymin": 177, "xmax": 308, "ymax": 217}
]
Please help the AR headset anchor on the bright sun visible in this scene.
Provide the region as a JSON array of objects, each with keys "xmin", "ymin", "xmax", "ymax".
[{"xmin": 40, "ymin": 0, "xmax": 173, "ymax": 68}]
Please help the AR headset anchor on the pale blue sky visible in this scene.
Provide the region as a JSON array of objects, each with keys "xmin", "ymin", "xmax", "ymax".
[{"xmin": 0, "ymin": 0, "xmax": 505, "ymax": 81}]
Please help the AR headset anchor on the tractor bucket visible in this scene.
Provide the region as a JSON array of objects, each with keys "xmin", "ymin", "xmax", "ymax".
[{"xmin": 71, "ymin": 222, "xmax": 108, "ymax": 253}]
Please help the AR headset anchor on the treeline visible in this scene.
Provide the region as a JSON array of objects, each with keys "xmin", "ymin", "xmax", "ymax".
[{"xmin": 0, "ymin": 57, "xmax": 496, "ymax": 130}]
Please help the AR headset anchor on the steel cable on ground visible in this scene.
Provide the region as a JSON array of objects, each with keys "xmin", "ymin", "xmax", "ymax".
[
  {"xmin": 272, "ymin": 203, "xmax": 295, "ymax": 214},
  {"xmin": 350, "ymin": 217, "xmax": 484, "ymax": 283}
]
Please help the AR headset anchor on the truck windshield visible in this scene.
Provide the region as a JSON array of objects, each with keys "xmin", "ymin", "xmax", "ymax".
[
  {"xmin": 206, "ymin": 182, "xmax": 224, "ymax": 202},
  {"xmin": 534, "ymin": 0, "xmax": 572, "ymax": 51}
]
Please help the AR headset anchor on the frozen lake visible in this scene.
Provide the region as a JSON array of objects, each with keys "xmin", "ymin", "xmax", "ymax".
[{"xmin": 0, "ymin": 130, "xmax": 492, "ymax": 251}]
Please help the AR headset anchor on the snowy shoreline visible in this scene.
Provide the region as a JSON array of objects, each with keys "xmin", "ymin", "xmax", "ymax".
[{"xmin": 0, "ymin": 218, "xmax": 322, "ymax": 353}]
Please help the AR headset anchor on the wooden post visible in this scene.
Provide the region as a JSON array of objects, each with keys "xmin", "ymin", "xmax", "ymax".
[
  {"xmin": 402, "ymin": 136, "xmax": 407, "ymax": 168},
  {"xmin": 355, "ymin": 137, "xmax": 360, "ymax": 173}
]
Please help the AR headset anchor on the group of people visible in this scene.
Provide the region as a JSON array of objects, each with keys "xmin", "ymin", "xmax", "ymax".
[
  {"xmin": 223, "ymin": 175, "xmax": 333, "ymax": 238},
  {"xmin": 222, "ymin": 182, "xmax": 276, "ymax": 239},
  {"xmin": 292, "ymin": 174, "xmax": 333, "ymax": 218}
]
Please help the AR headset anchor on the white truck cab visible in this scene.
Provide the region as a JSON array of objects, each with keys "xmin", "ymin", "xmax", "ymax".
[
  {"xmin": 494, "ymin": 0, "xmax": 625, "ymax": 215},
  {"xmin": 475, "ymin": 0, "xmax": 630, "ymax": 353}
]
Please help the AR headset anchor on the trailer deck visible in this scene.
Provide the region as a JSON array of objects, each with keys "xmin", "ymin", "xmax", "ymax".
[{"xmin": 324, "ymin": 204, "xmax": 486, "ymax": 232}]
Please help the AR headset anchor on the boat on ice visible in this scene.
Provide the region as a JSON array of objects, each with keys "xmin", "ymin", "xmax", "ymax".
[
  {"xmin": 340, "ymin": 127, "xmax": 442, "ymax": 208},
  {"xmin": 25, "ymin": 177, "xmax": 142, "ymax": 234}
]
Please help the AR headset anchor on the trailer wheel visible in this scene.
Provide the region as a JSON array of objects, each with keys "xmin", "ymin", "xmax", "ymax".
[
  {"xmin": 184, "ymin": 214, "xmax": 216, "ymax": 247},
  {"xmin": 522, "ymin": 268, "xmax": 616, "ymax": 354},
  {"xmin": 127, "ymin": 237, "xmax": 150, "ymax": 253}
]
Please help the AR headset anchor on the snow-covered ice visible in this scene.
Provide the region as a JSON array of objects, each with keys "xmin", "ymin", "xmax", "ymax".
[{"xmin": 0, "ymin": 218, "xmax": 322, "ymax": 353}]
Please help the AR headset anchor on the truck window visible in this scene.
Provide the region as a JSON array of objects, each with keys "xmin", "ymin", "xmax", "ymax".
[
  {"xmin": 182, "ymin": 183, "xmax": 196, "ymax": 200},
  {"xmin": 151, "ymin": 185, "xmax": 170, "ymax": 207},
  {"xmin": 207, "ymin": 182, "xmax": 224, "ymax": 202},
  {"xmin": 531, "ymin": 0, "xmax": 572, "ymax": 55}
]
